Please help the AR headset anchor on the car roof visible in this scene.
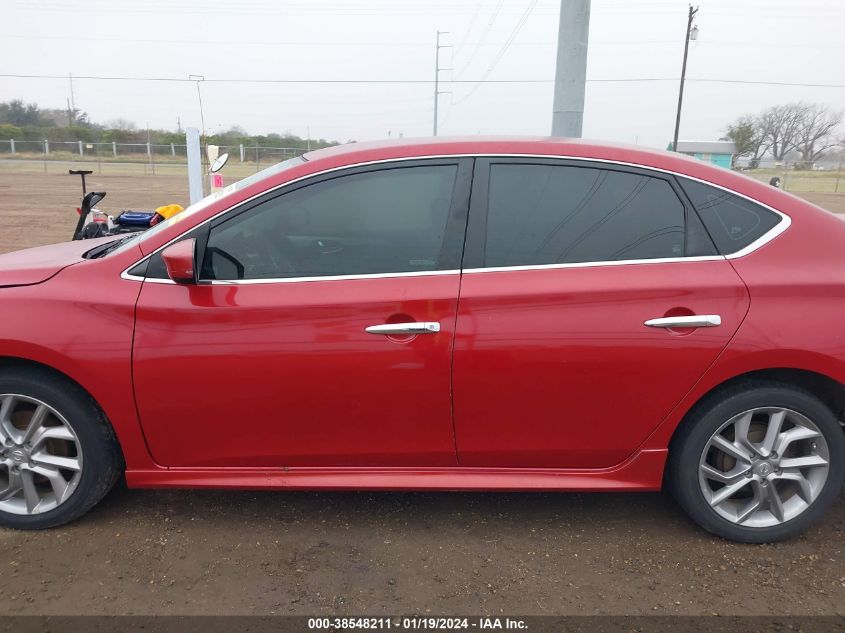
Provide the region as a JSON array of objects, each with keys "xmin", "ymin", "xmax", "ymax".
[{"xmin": 303, "ymin": 136, "xmax": 687, "ymax": 168}]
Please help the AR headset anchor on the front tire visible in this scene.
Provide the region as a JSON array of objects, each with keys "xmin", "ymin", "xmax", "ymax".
[
  {"xmin": 0, "ymin": 367, "xmax": 123, "ymax": 530},
  {"xmin": 668, "ymin": 382, "xmax": 844, "ymax": 543}
]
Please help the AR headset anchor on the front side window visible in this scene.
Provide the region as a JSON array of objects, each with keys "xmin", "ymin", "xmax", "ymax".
[
  {"xmin": 678, "ymin": 178, "xmax": 782, "ymax": 255},
  {"xmin": 202, "ymin": 164, "xmax": 459, "ymax": 280},
  {"xmin": 484, "ymin": 164, "xmax": 686, "ymax": 267}
]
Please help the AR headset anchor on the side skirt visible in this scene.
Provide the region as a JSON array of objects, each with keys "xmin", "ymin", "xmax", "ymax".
[{"xmin": 126, "ymin": 449, "xmax": 667, "ymax": 492}]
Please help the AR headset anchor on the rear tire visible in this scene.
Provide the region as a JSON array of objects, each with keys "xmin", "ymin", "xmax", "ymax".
[
  {"xmin": 667, "ymin": 381, "xmax": 844, "ymax": 543},
  {"xmin": 0, "ymin": 367, "xmax": 123, "ymax": 530}
]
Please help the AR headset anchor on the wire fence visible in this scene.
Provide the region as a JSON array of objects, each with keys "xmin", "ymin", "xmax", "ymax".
[{"xmin": 0, "ymin": 139, "xmax": 307, "ymax": 171}]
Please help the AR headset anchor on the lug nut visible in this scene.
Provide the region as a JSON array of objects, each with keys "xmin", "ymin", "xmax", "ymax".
[
  {"xmin": 770, "ymin": 451, "xmax": 778, "ymax": 459},
  {"xmin": 760, "ymin": 479, "xmax": 768, "ymax": 486}
]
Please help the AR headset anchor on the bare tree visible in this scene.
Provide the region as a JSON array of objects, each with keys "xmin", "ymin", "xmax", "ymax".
[
  {"xmin": 759, "ymin": 103, "xmax": 804, "ymax": 161},
  {"xmin": 794, "ymin": 104, "xmax": 842, "ymax": 164}
]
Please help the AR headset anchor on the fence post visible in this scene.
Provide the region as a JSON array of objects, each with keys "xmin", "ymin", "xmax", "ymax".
[
  {"xmin": 171, "ymin": 142, "xmax": 175, "ymax": 157},
  {"xmin": 9, "ymin": 139, "xmax": 15, "ymax": 154},
  {"xmin": 78, "ymin": 140, "xmax": 84, "ymax": 156},
  {"xmin": 44, "ymin": 139, "xmax": 49, "ymax": 155},
  {"xmin": 112, "ymin": 141, "xmax": 117, "ymax": 157},
  {"xmin": 239, "ymin": 144, "xmax": 244, "ymax": 162},
  {"xmin": 146, "ymin": 141, "xmax": 151, "ymax": 158}
]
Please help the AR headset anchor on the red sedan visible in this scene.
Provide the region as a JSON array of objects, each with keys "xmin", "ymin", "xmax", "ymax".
[{"xmin": 0, "ymin": 137, "xmax": 842, "ymax": 541}]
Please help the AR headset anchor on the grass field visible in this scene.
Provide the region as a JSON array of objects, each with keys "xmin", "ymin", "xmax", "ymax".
[{"xmin": 0, "ymin": 158, "xmax": 842, "ymax": 254}]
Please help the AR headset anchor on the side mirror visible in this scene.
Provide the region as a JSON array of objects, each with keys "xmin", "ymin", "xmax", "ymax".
[
  {"xmin": 160, "ymin": 238, "xmax": 197, "ymax": 284},
  {"xmin": 209, "ymin": 153, "xmax": 229, "ymax": 173}
]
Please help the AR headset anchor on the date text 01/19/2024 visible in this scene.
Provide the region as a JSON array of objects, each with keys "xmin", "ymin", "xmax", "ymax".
[{"xmin": 307, "ymin": 617, "xmax": 528, "ymax": 630}]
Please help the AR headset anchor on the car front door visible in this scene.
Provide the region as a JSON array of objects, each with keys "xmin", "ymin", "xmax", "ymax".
[
  {"xmin": 132, "ymin": 158, "xmax": 472, "ymax": 467},
  {"xmin": 452, "ymin": 158, "xmax": 751, "ymax": 468}
]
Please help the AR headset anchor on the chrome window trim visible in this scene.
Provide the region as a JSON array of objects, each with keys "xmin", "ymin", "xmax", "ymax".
[
  {"xmin": 461, "ymin": 254, "xmax": 724, "ymax": 275},
  {"xmin": 120, "ymin": 153, "xmax": 791, "ymax": 285},
  {"xmin": 125, "ymin": 268, "xmax": 462, "ymax": 285}
]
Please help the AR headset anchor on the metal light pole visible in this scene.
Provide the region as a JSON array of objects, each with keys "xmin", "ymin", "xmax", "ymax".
[{"xmin": 671, "ymin": 5, "xmax": 699, "ymax": 152}]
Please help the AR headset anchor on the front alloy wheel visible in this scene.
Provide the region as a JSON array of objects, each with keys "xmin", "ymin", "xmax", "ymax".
[
  {"xmin": 0, "ymin": 366, "xmax": 123, "ymax": 530},
  {"xmin": 0, "ymin": 394, "xmax": 84, "ymax": 515}
]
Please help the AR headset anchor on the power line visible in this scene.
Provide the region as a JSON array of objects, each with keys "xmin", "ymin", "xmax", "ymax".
[
  {"xmin": 453, "ymin": 0, "xmax": 487, "ymax": 55},
  {"xmin": 453, "ymin": 0, "xmax": 539, "ymax": 105},
  {"xmin": 2, "ymin": 73, "xmax": 844, "ymax": 88},
  {"xmin": 3, "ymin": 34, "xmax": 843, "ymax": 52},
  {"xmin": 454, "ymin": 0, "xmax": 506, "ymax": 78}
]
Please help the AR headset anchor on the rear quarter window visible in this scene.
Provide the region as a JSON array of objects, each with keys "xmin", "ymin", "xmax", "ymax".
[{"xmin": 679, "ymin": 178, "xmax": 782, "ymax": 255}]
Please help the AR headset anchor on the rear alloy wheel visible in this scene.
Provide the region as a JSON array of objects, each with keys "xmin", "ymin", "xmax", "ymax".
[
  {"xmin": 0, "ymin": 394, "xmax": 84, "ymax": 516},
  {"xmin": 669, "ymin": 383, "xmax": 844, "ymax": 542},
  {"xmin": 699, "ymin": 407, "xmax": 829, "ymax": 528}
]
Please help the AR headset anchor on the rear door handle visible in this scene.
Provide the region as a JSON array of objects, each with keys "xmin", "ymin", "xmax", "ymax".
[
  {"xmin": 365, "ymin": 322, "xmax": 441, "ymax": 335},
  {"xmin": 644, "ymin": 314, "xmax": 722, "ymax": 328}
]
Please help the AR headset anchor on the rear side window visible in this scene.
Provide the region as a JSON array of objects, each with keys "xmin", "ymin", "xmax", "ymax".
[
  {"xmin": 484, "ymin": 164, "xmax": 686, "ymax": 266},
  {"xmin": 678, "ymin": 178, "xmax": 782, "ymax": 255}
]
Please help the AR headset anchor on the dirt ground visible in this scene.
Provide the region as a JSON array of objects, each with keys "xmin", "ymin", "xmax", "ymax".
[
  {"xmin": 0, "ymin": 488, "xmax": 842, "ymax": 616},
  {"xmin": 0, "ymin": 160, "xmax": 843, "ymax": 618}
]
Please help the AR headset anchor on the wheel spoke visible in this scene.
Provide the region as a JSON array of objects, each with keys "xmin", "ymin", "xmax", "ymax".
[
  {"xmin": 20, "ymin": 404, "xmax": 49, "ymax": 444},
  {"xmin": 701, "ymin": 462, "xmax": 750, "ymax": 483},
  {"xmin": 0, "ymin": 395, "xmax": 19, "ymax": 443},
  {"xmin": 710, "ymin": 434, "xmax": 752, "ymax": 464},
  {"xmin": 763, "ymin": 483, "xmax": 785, "ymax": 522},
  {"xmin": 20, "ymin": 470, "xmax": 40, "ymax": 513},
  {"xmin": 779, "ymin": 455, "xmax": 828, "ymax": 469},
  {"xmin": 777, "ymin": 470, "xmax": 813, "ymax": 503},
  {"xmin": 733, "ymin": 411, "xmax": 754, "ymax": 451},
  {"xmin": 773, "ymin": 426, "xmax": 820, "ymax": 458},
  {"xmin": 31, "ymin": 451, "xmax": 81, "ymax": 472},
  {"xmin": 0, "ymin": 466, "xmax": 23, "ymax": 501},
  {"xmin": 708, "ymin": 478, "xmax": 752, "ymax": 507},
  {"xmin": 27, "ymin": 465, "xmax": 69, "ymax": 504},
  {"xmin": 29, "ymin": 424, "xmax": 75, "ymax": 448},
  {"xmin": 759, "ymin": 410, "xmax": 786, "ymax": 456},
  {"xmin": 735, "ymin": 481, "xmax": 764, "ymax": 524}
]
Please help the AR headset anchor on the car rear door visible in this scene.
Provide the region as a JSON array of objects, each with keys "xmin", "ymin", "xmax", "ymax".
[
  {"xmin": 452, "ymin": 158, "xmax": 750, "ymax": 468},
  {"xmin": 132, "ymin": 158, "xmax": 472, "ymax": 467}
]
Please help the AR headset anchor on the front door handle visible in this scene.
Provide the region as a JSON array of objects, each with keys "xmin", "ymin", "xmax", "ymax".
[
  {"xmin": 644, "ymin": 314, "xmax": 722, "ymax": 328},
  {"xmin": 365, "ymin": 322, "xmax": 441, "ymax": 335}
]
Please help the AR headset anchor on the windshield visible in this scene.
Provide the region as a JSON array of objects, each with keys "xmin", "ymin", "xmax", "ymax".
[{"xmin": 108, "ymin": 156, "xmax": 307, "ymax": 256}]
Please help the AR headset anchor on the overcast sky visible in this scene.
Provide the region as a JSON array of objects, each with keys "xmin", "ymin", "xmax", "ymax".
[{"xmin": 2, "ymin": 0, "xmax": 843, "ymax": 149}]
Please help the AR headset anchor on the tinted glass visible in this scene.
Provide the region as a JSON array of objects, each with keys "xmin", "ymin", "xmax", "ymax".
[
  {"xmin": 202, "ymin": 165, "xmax": 458, "ymax": 280},
  {"xmin": 484, "ymin": 164, "xmax": 686, "ymax": 266},
  {"xmin": 679, "ymin": 178, "xmax": 782, "ymax": 255}
]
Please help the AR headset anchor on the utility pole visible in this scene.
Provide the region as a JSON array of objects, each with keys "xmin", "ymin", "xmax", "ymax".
[
  {"xmin": 433, "ymin": 31, "xmax": 452, "ymax": 136},
  {"xmin": 551, "ymin": 0, "xmax": 591, "ymax": 138},
  {"xmin": 68, "ymin": 72, "xmax": 77, "ymax": 124},
  {"xmin": 189, "ymin": 74, "xmax": 207, "ymax": 137},
  {"xmin": 671, "ymin": 5, "xmax": 699, "ymax": 152}
]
